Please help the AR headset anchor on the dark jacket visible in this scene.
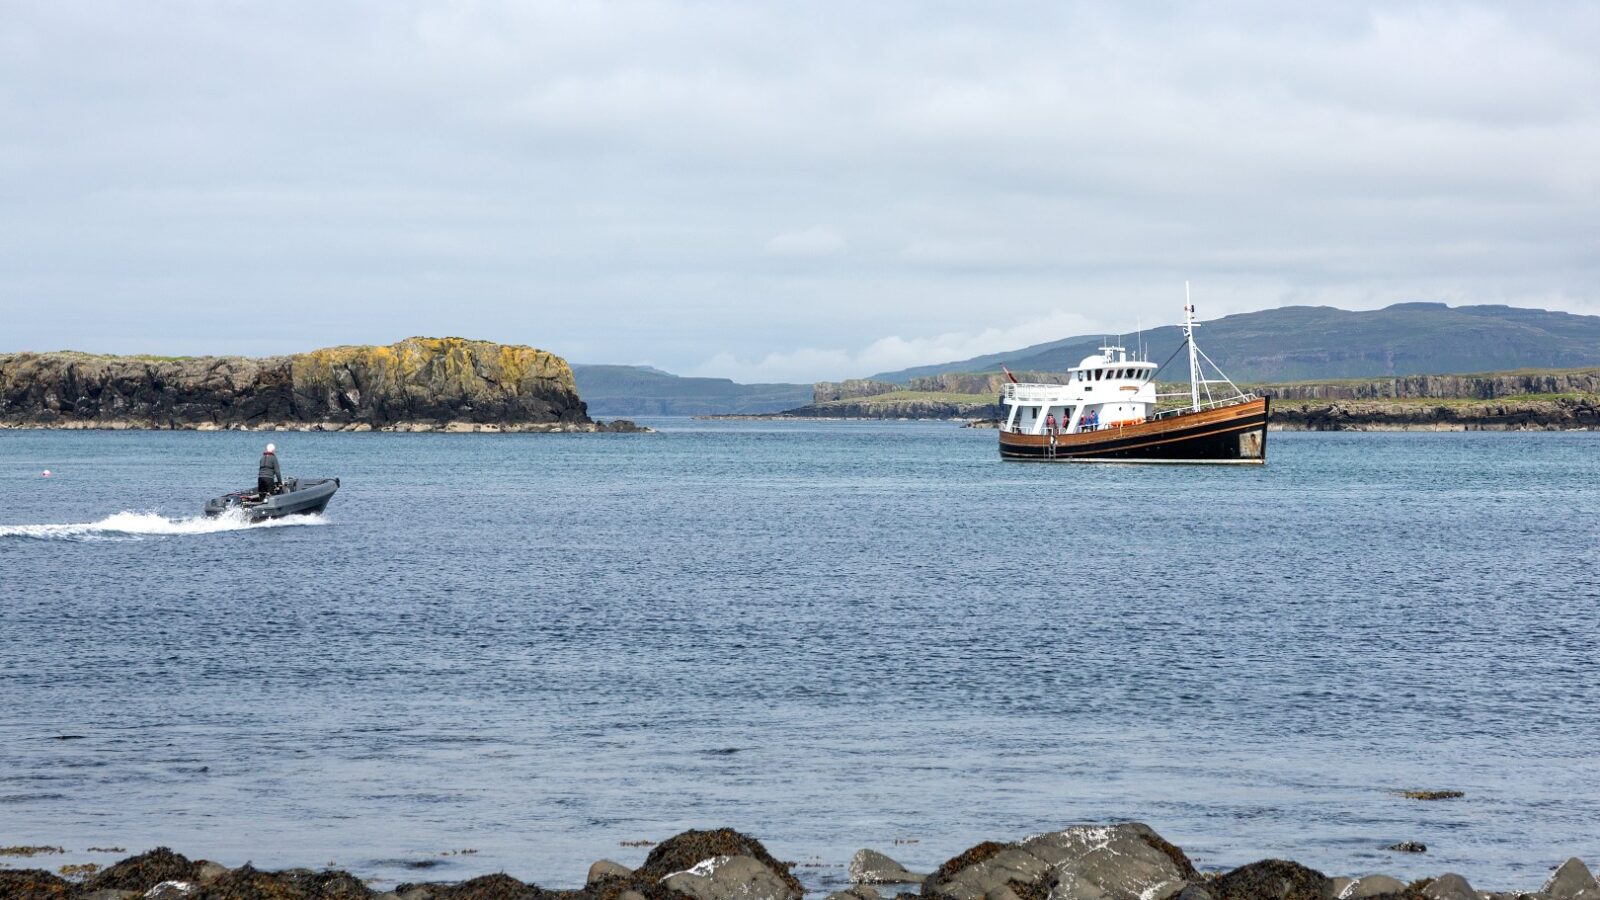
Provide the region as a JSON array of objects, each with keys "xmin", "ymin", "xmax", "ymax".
[{"xmin": 258, "ymin": 452, "xmax": 281, "ymax": 484}]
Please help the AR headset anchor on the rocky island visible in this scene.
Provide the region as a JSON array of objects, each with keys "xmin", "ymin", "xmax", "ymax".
[
  {"xmin": 4, "ymin": 823, "xmax": 1596, "ymax": 900},
  {"xmin": 0, "ymin": 338, "xmax": 643, "ymax": 432}
]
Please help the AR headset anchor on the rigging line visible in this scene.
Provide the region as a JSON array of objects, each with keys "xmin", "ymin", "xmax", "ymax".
[
  {"xmin": 1194, "ymin": 345, "xmax": 1247, "ymax": 399},
  {"xmin": 1145, "ymin": 340, "xmax": 1189, "ymax": 381}
]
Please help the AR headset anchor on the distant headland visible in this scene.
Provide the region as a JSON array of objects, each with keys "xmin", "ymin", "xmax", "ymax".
[{"xmin": 0, "ymin": 337, "xmax": 645, "ymax": 433}]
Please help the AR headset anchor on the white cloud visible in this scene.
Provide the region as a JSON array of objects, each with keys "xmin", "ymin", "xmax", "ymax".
[
  {"xmin": 691, "ymin": 309, "xmax": 1099, "ymax": 383},
  {"xmin": 764, "ymin": 226, "xmax": 845, "ymax": 258},
  {"xmin": 0, "ymin": 3, "xmax": 1595, "ymax": 365}
]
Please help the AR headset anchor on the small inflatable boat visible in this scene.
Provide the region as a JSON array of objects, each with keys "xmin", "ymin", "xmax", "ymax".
[{"xmin": 204, "ymin": 477, "xmax": 340, "ymax": 522}]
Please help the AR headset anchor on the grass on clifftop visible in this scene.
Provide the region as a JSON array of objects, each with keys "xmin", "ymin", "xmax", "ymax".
[{"xmin": 811, "ymin": 390, "xmax": 1001, "ymax": 407}]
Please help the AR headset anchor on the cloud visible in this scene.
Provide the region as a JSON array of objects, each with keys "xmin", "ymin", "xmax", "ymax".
[
  {"xmin": 764, "ymin": 226, "xmax": 845, "ymax": 257},
  {"xmin": 691, "ymin": 309, "xmax": 1099, "ymax": 382},
  {"xmin": 0, "ymin": 2, "xmax": 1595, "ymax": 368}
]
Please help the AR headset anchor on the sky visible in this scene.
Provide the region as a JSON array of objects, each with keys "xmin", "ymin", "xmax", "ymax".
[{"xmin": 2, "ymin": 2, "xmax": 1597, "ymax": 382}]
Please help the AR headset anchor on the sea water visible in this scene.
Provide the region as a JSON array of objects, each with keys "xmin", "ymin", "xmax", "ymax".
[{"xmin": 2, "ymin": 422, "xmax": 1597, "ymax": 889}]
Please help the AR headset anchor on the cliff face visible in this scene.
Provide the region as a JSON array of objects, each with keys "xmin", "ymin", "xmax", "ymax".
[
  {"xmin": 0, "ymin": 337, "xmax": 593, "ymax": 430},
  {"xmin": 1260, "ymin": 369, "xmax": 1600, "ymax": 401},
  {"xmin": 1270, "ymin": 397, "xmax": 1600, "ymax": 431}
]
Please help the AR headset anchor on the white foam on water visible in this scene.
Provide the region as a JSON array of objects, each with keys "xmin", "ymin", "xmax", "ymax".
[{"xmin": 0, "ymin": 509, "xmax": 328, "ymax": 542}]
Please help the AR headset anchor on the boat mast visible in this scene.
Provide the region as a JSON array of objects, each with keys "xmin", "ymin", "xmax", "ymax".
[{"xmin": 1184, "ymin": 281, "xmax": 1201, "ymax": 412}]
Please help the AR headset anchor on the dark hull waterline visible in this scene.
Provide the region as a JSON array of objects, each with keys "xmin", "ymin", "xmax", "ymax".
[{"xmin": 999, "ymin": 397, "xmax": 1270, "ymax": 464}]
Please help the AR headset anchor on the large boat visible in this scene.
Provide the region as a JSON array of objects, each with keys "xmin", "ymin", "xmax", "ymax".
[{"xmin": 997, "ymin": 292, "xmax": 1269, "ymax": 464}]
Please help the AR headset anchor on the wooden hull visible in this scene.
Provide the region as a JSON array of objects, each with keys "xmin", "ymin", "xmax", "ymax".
[{"xmin": 999, "ymin": 397, "xmax": 1270, "ymax": 464}]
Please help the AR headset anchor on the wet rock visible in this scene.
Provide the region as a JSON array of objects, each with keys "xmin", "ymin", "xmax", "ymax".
[
  {"xmin": 87, "ymin": 848, "xmax": 202, "ymax": 894},
  {"xmin": 589, "ymin": 861, "xmax": 634, "ymax": 885},
  {"xmin": 1339, "ymin": 876, "xmax": 1406, "ymax": 899},
  {"xmin": 924, "ymin": 844, "xmax": 1049, "ymax": 900},
  {"xmin": 1385, "ymin": 844, "xmax": 1426, "ymax": 854},
  {"xmin": 0, "ymin": 868, "xmax": 72, "ymax": 899},
  {"xmin": 831, "ymin": 889, "xmax": 887, "ymax": 900},
  {"xmin": 924, "ymin": 824, "xmax": 1193, "ymax": 900},
  {"xmin": 601, "ymin": 420, "xmax": 650, "ymax": 433},
  {"xmin": 1210, "ymin": 859, "xmax": 1332, "ymax": 900},
  {"xmin": 1544, "ymin": 860, "xmax": 1599, "ymax": 900},
  {"xmin": 1422, "ymin": 874, "xmax": 1477, "ymax": 900},
  {"xmin": 1173, "ymin": 888, "xmax": 1215, "ymax": 900},
  {"xmin": 146, "ymin": 883, "xmax": 196, "ymax": 899},
  {"xmin": 1038, "ymin": 826, "xmax": 1190, "ymax": 900},
  {"xmin": 195, "ymin": 862, "xmax": 232, "ymax": 884},
  {"xmin": 852, "ymin": 850, "xmax": 926, "ymax": 884},
  {"xmin": 1330, "ymin": 881, "xmax": 1353, "ymax": 898},
  {"xmin": 79, "ymin": 890, "xmax": 139, "ymax": 900},
  {"xmin": 661, "ymin": 855, "xmax": 798, "ymax": 900},
  {"xmin": 634, "ymin": 828, "xmax": 801, "ymax": 899},
  {"xmin": 1401, "ymin": 792, "xmax": 1463, "ymax": 802},
  {"xmin": 392, "ymin": 873, "xmax": 543, "ymax": 900}
]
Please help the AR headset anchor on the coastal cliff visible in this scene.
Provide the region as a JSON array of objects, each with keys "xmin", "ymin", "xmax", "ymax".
[
  {"xmin": 787, "ymin": 368, "xmax": 1600, "ymax": 430},
  {"xmin": 0, "ymin": 337, "xmax": 636, "ymax": 431}
]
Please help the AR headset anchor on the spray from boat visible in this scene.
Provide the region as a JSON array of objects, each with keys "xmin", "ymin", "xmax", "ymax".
[{"xmin": 0, "ymin": 509, "xmax": 327, "ymax": 542}]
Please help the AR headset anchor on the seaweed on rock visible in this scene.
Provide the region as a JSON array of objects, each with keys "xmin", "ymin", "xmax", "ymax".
[
  {"xmin": 633, "ymin": 828, "xmax": 802, "ymax": 896},
  {"xmin": 193, "ymin": 864, "xmax": 374, "ymax": 899},
  {"xmin": 1209, "ymin": 860, "xmax": 1332, "ymax": 900},
  {"xmin": 86, "ymin": 846, "xmax": 202, "ymax": 893},
  {"xmin": 0, "ymin": 869, "xmax": 71, "ymax": 900}
]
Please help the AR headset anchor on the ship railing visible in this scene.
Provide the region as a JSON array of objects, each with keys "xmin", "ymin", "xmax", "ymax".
[
  {"xmin": 1003, "ymin": 382, "xmax": 1070, "ymax": 403},
  {"xmin": 1151, "ymin": 391, "xmax": 1259, "ymax": 419}
]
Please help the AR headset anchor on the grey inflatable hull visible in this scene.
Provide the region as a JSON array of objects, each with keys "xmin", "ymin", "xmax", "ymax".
[{"xmin": 204, "ymin": 477, "xmax": 340, "ymax": 522}]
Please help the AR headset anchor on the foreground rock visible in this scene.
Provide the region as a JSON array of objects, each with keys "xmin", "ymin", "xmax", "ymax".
[
  {"xmin": 923, "ymin": 823, "xmax": 1197, "ymax": 900},
  {"xmin": 1209, "ymin": 859, "xmax": 1329, "ymax": 900},
  {"xmin": 1422, "ymin": 874, "xmax": 1478, "ymax": 900},
  {"xmin": 1544, "ymin": 859, "xmax": 1600, "ymax": 900},
  {"xmin": 26, "ymin": 830, "xmax": 1595, "ymax": 900},
  {"xmin": 850, "ymin": 850, "xmax": 925, "ymax": 885},
  {"xmin": 84, "ymin": 847, "xmax": 202, "ymax": 894},
  {"xmin": 0, "ymin": 337, "xmax": 609, "ymax": 431}
]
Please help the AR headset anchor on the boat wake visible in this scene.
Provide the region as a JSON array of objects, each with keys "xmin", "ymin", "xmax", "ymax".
[{"xmin": 0, "ymin": 510, "xmax": 327, "ymax": 542}]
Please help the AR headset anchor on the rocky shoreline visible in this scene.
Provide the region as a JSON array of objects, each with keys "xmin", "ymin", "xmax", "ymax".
[
  {"xmin": 5, "ymin": 825, "xmax": 1596, "ymax": 900},
  {"xmin": 0, "ymin": 338, "xmax": 655, "ymax": 433},
  {"xmin": 0, "ymin": 418, "xmax": 648, "ymax": 433}
]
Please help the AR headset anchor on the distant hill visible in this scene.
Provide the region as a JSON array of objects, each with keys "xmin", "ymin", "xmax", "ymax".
[
  {"xmin": 868, "ymin": 303, "xmax": 1600, "ymax": 383},
  {"xmin": 571, "ymin": 364, "xmax": 811, "ymax": 416}
]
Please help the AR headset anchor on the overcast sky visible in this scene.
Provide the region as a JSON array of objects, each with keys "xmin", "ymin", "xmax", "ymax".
[{"xmin": 2, "ymin": 2, "xmax": 1596, "ymax": 381}]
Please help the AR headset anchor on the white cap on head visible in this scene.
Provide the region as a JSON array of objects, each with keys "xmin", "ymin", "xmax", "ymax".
[{"xmin": 266, "ymin": 443, "xmax": 276, "ymax": 453}]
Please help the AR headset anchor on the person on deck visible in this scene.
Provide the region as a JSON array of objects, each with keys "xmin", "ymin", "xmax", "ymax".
[{"xmin": 258, "ymin": 443, "xmax": 282, "ymax": 496}]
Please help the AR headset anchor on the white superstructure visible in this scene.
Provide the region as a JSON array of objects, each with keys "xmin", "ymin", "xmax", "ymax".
[
  {"xmin": 1000, "ymin": 291, "xmax": 1254, "ymax": 437},
  {"xmin": 1001, "ymin": 345, "xmax": 1157, "ymax": 435}
]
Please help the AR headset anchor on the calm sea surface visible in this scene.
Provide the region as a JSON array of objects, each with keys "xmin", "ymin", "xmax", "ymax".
[{"xmin": 2, "ymin": 422, "xmax": 1597, "ymax": 890}]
